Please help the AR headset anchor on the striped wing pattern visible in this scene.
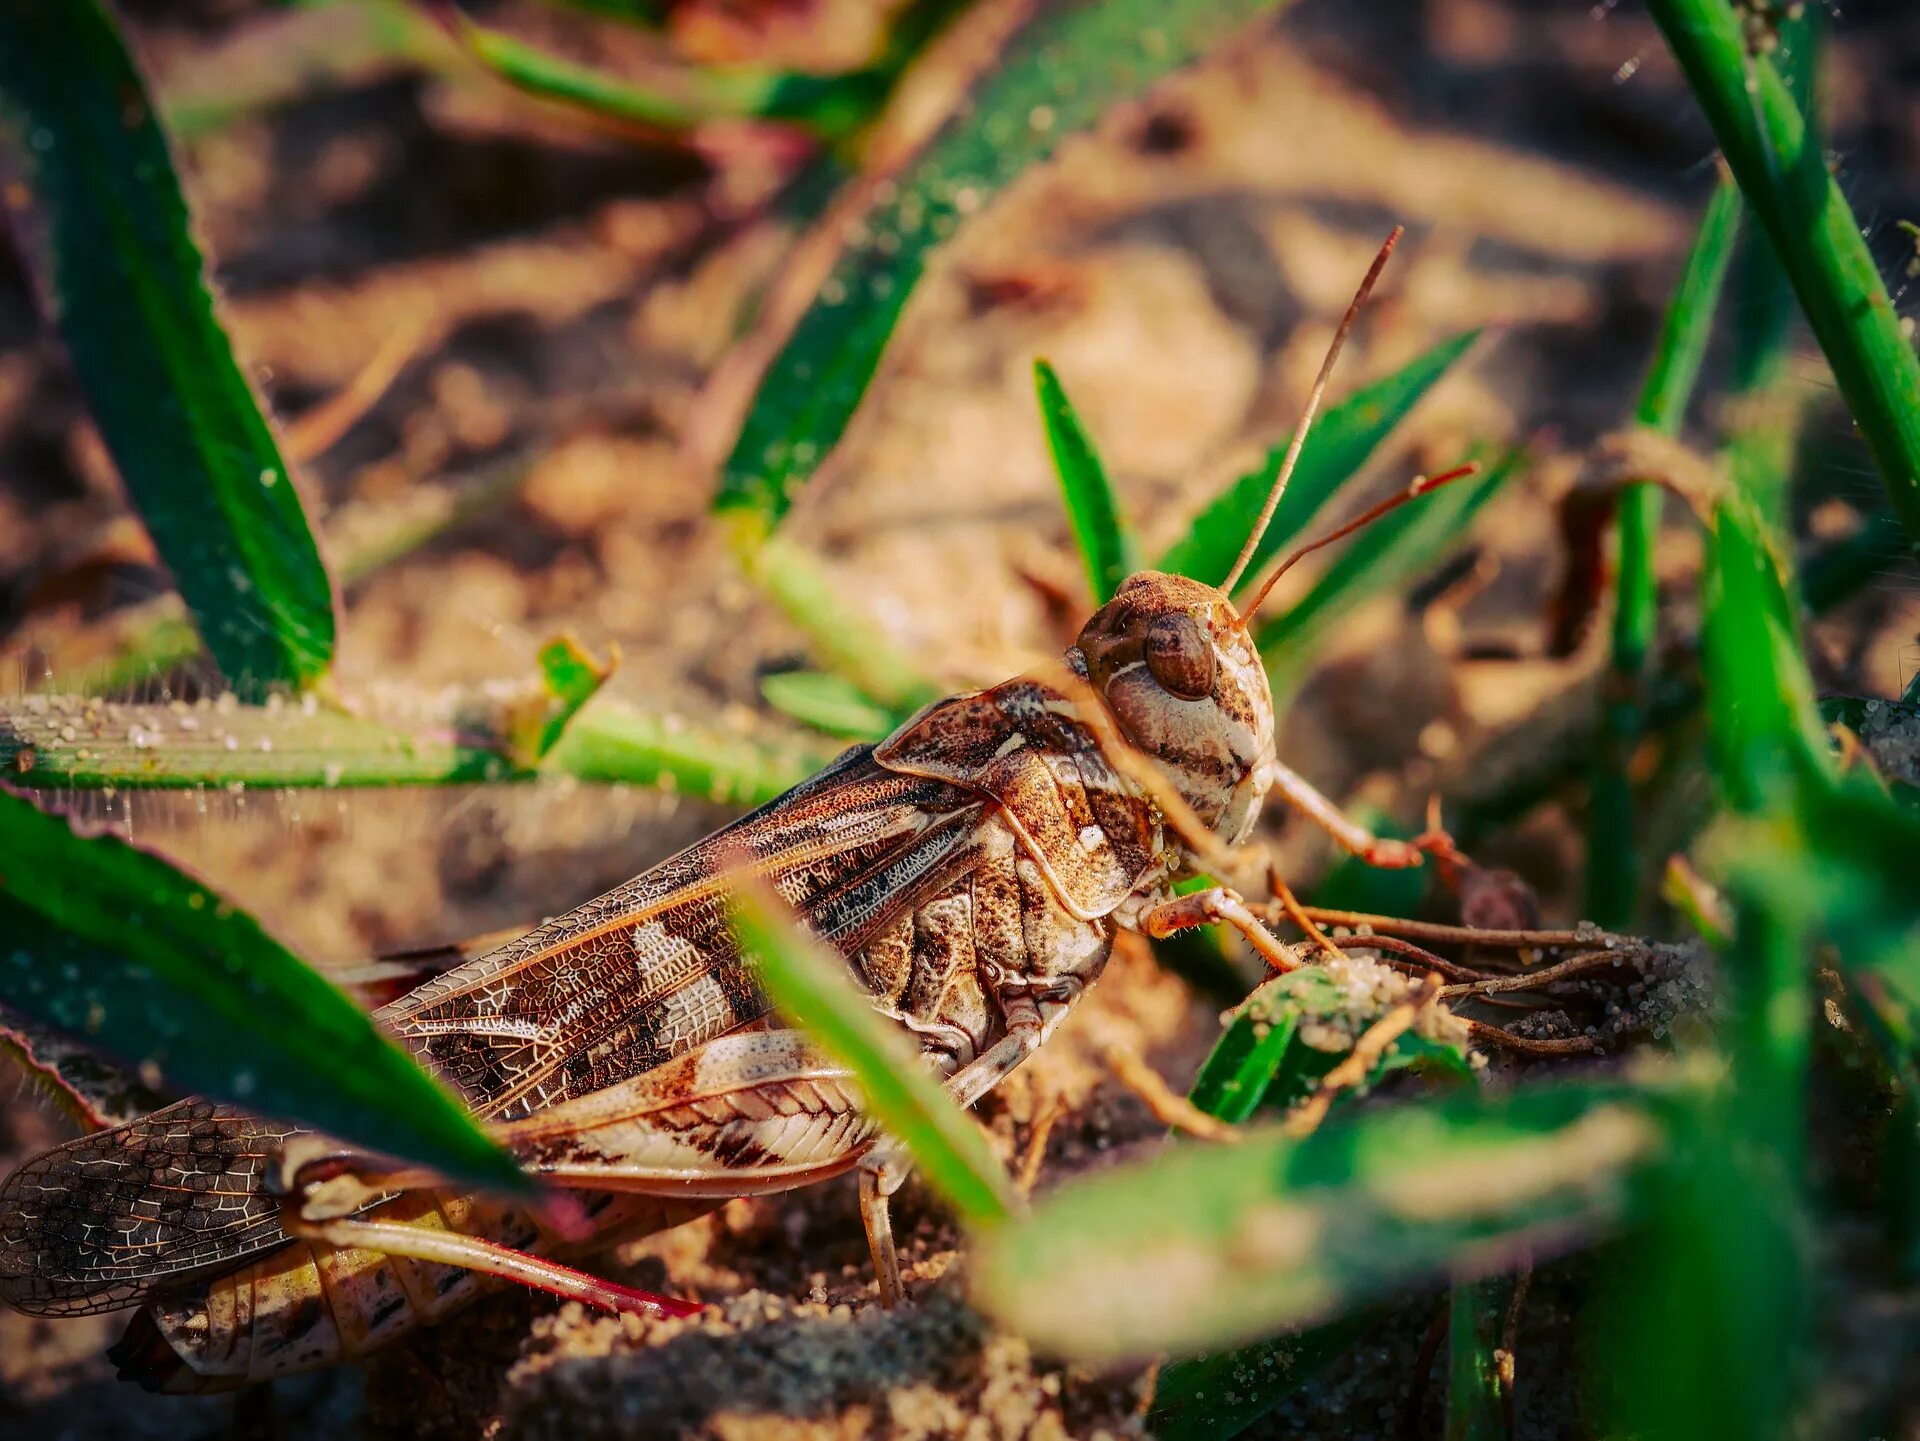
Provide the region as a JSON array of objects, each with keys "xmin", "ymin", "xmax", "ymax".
[{"xmin": 0, "ymin": 748, "xmax": 981, "ymax": 1317}]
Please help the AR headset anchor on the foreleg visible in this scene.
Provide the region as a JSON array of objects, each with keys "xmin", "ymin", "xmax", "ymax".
[
  {"xmin": 1141, "ymin": 886, "xmax": 1306, "ymax": 972},
  {"xmin": 1268, "ymin": 758, "xmax": 1427, "ymax": 868}
]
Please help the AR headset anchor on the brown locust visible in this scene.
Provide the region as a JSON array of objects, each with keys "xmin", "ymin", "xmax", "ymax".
[{"xmin": 0, "ymin": 230, "xmax": 1465, "ymax": 1392}]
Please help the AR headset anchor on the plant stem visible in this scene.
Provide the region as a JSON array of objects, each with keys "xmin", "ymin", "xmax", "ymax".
[
  {"xmin": 0, "ymin": 693, "xmax": 827, "ymax": 807},
  {"xmin": 1587, "ymin": 180, "xmax": 1743, "ymax": 931},
  {"xmin": 740, "ymin": 536, "xmax": 943, "ymax": 714},
  {"xmin": 1647, "ymin": 0, "xmax": 1920, "ymax": 553}
]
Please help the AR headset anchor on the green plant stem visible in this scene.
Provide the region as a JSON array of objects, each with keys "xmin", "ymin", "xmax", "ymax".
[
  {"xmin": 1647, "ymin": 0, "xmax": 1920, "ymax": 553},
  {"xmin": 741, "ymin": 536, "xmax": 943, "ymax": 714},
  {"xmin": 1588, "ymin": 179, "xmax": 1742, "ymax": 930},
  {"xmin": 1, "ymin": 693, "xmax": 828, "ymax": 807}
]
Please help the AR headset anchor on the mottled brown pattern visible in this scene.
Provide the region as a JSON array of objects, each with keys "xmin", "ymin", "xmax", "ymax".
[{"xmin": 3, "ymin": 570, "xmax": 1281, "ymax": 1394}]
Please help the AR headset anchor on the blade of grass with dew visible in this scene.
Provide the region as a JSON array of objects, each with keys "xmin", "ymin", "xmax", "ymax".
[
  {"xmin": 1257, "ymin": 451, "xmax": 1519, "ymax": 698},
  {"xmin": 0, "ymin": 787, "xmax": 525, "ymax": 1190},
  {"xmin": 1035, "ymin": 360, "xmax": 1137, "ymax": 603},
  {"xmin": 729, "ymin": 882, "xmax": 1013, "ymax": 1227},
  {"xmin": 1, "ymin": 693, "xmax": 829, "ymax": 807},
  {"xmin": 715, "ymin": 0, "xmax": 1303, "ymax": 534},
  {"xmin": 973, "ymin": 1074, "xmax": 1667, "ymax": 1364},
  {"xmin": 1159, "ymin": 331, "xmax": 1482, "ymax": 594},
  {"xmin": 761, "ymin": 670, "xmax": 899, "ymax": 742},
  {"xmin": 1647, "ymin": 0, "xmax": 1920, "ymax": 554},
  {"xmin": 1588, "ymin": 177, "xmax": 1743, "ymax": 930},
  {"xmin": 0, "ymin": 0, "xmax": 335, "ymax": 700},
  {"xmin": 742, "ymin": 536, "xmax": 943, "ymax": 714}
]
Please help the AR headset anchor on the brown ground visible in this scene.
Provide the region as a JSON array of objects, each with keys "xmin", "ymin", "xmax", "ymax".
[{"xmin": 3, "ymin": 0, "xmax": 1919, "ymax": 1436}]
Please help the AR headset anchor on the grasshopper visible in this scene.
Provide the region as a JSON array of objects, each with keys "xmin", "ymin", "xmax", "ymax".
[{"xmin": 0, "ymin": 231, "xmax": 1465, "ymax": 1393}]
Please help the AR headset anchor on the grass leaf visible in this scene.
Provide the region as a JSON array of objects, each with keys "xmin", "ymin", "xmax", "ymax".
[
  {"xmin": 976, "ymin": 1076, "xmax": 1662, "ymax": 1364},
  {"xmin": 761, "ymin": 670, "xmax": 899, "ymax": 741},
  {"xmin": 0, "ymin": 0, "xmax": 335, "ymax": 699},
  {"xmin": 729, "ymin": 880, "xmax": 1014, "ymax": 1228},
  {"xmin": 2, "ymin": 693, "xmax": 829, "ymax": 808},
  {"xmin": 0, "ymin": 787, "xmax": 524, "ymax": 1190},
  {"xmin": 1647, "ymin": 0, "xmax": 1920, "ymax": 555},
  {"xmin": 742, "ymin": 537, "xmax": 943, "ymax": 713},
  {"xmin": 1035, "ymin": 360, "xmax": 1137, "ymax": 603},
  {"xmin": 1698, "ymin": 496, "xmax": 1828, "ymax": 812},
  {"xmin": 715, "ymin": 0, "xmax": 1303, "ymax": 534},
  {"xmin": 1159, "ymin": 331, "xmax": 1481, "ymax": 594}
]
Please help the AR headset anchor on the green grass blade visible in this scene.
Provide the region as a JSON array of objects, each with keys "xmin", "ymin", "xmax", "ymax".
[
  {"xmin": 0, "ymin": 787, "xmax": 524, "ymax": 1190},
  {"xmin": 1647, "ymin": 0, "xmax": 1920, "ymax": 554},
  {"xmin": 973, "ymin": 1077, "xmax": 1663, "ymax": 1364},
  {"xmin": 715, "ymin": 0, "xmax": 1302, "ymax": 534},
  {"xmin": 1159, "ymin": 331, "xmax": 1481, "ymax": 594},
  {"xmin": 1698, "ymin": 497, "xmax": 1828, "ymax": 812},
  {"xmin": 0, "ymin": 0, "xmax": 335, "ymax": 699},
  {"xmin": 1257, "ymin": 450, "xmax": 1519, "ymax": 696},
  {"xmin": 2, "ymin": 693, "xmax": 828, "ymax": 807},
  {"xmin": 1588, "ymin": 178, "xmax": 1743, "ymax": 929},
  {"xmin": 760, "ymin": 670, "xmax": 899, "ymax": 742},
  {"xmin": 729, "ymin": 882, "xmax": 1014, "ymax": 1228},
  {"xmin": 1035, "ymin": 361, "xmax": 1137, "ymax": 603},
  {"xmin": 1185, "ymin": 991, "xmax": 1303, "ymax": 1126}
]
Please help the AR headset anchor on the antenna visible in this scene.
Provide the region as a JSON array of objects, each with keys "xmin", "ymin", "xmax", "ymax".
[
  {"xmin": 1219, "ymin": 225, "xmax": 1405, "ymax": 599},
  {"xmin": 1240, "ymin": 461, "xmax": 1481, "ymax": 620}
]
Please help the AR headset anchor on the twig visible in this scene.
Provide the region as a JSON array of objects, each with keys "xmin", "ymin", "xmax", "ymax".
[
  {"xmin": 1267, "ymin": 861, "xmax": 1348, "ymax": 964},
  {"xmin": 1096, "ymin": 1036, "xmax": 1242, "ymax": 1144},
  {"xmin": 1465, "ymin": 1020, "xmax": 1597, "ymax": 1056},
  {"xmin": 1015, "ymin": 1095, "xmax": 1064, "ymax": 1194},
  {"xmin": 282, "ymin": 313, "xmax": 430, "ymax": 463},
  {"xmin": 1291, "ymin": 907, "xmax": 1626, "ymax": 953},
  {"xmin": 1315, "ymin": 931, "xmax": 1494, "ymax": 983},
  {"xmin": 1440, "ymin": 947, "xmax": 1647, "ymax": 999}
]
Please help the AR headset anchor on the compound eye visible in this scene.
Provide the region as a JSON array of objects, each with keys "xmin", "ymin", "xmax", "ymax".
[{"xmin": 1143, "ymin": 613, "xmax": 1216, "ymax": 700}]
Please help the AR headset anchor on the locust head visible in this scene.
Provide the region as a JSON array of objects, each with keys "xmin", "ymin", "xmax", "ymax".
[{"xmin": 1071, "ymin": 571, "xmax": 1274, "ymax": 846}]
